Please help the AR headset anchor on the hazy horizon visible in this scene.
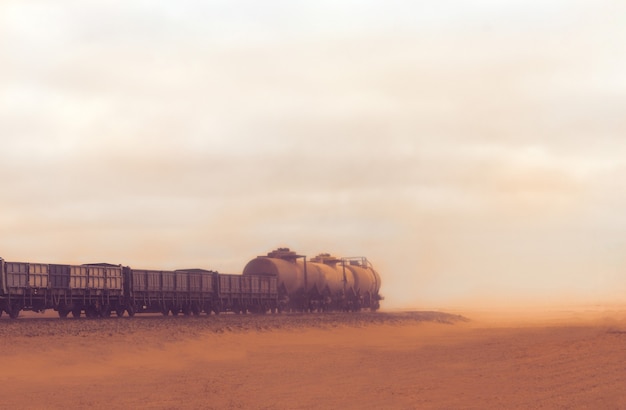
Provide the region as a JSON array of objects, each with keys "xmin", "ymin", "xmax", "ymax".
[{"xmin": 1, "ymin": 1, "xmax": 625, "ymax": 309}]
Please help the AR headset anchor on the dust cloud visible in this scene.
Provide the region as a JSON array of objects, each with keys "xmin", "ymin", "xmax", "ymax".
[{"xmin": 1, "ymin": 1, "xmax": 626, "ymax": 310}]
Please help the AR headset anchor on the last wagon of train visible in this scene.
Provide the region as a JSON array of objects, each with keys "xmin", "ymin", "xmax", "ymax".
[{"xmin": 0, "ymin": 248, "xmax": 382, "ymax": 319}]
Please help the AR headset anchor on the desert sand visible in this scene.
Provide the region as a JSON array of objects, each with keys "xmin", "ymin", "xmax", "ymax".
[{"xmin": 1, "ymin": 309, "xmax": 626, "ymax": 409}]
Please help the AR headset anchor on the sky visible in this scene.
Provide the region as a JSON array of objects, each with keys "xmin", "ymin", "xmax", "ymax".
[{"xmin": 1, "ymin": 1, "xmax": 625, "ymax": 309}]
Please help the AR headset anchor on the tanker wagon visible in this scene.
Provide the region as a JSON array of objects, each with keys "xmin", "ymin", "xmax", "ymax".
[{"xmin": 242, "ymin": 248, "xmax": 382, "ymax": 312}]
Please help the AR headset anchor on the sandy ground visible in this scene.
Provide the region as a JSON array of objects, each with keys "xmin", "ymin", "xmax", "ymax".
[{"xmin": 1, "ymin": 309, "xmax": 626, "ymax": 409}]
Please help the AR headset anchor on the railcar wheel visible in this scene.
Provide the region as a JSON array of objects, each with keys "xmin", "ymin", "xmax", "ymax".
[
  {"xmin": 85, "ymin": 306, "xmax": 97, "ymax": 318},
  {"xmin": 71, "ymin": 308, "xmax": 81, "ymax": 318},
  {"xmin": 127, "ymin": 306, "xmax": 136, "ymax": 317},
  {"xmin": 116, "ymin": 307, "xmax": 125, "ymax": 317},
  {"xmin": 191, "ymin": 305, "xmax": 200, "ymax": 316},
  {"xmin": 182, "ymin": 306, "xmax": 191, "ymax": 316},
  {"xmin": 58, "ymin": 309, "xmax": 69, "ymax": 318},
  {"xmin": 170, "ymin": 308, "xmax": 179, "ymax": 316},
  {"xmin": 161, "ymin": 307, "xmax": 169, "ymax": 316},
  {"xmin": 100, "ymin": 306, "xmax": 111, "ymax": 318},
  {"xmin": 9, "ymin": 307, "xmax": 20, "ymax": 319}
]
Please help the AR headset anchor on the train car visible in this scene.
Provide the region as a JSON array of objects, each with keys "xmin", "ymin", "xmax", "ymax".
[
  {"xmin": 48, "ymin": 263, "xmax": 124, "ymax": 318},
  {"xmin": 242, "ymin": 248, "xmax": 382, "ymax": 312},
  {"xmin": 124, "ymin": 268, "xmax": 162, "ymax": 316},
  {"xmin": 81, "ymin": 263, "xmax": 124, "ymax": 317},
  {"xmin": 0, "ymin": 258, "xmax": 125, "ymax": 318},
  {"xmin": 124, "ymin": 267, "xmax": 217, "ymax": 316},
  {"xmin": 174, "ymin": 268, "xmax": 218, "ymax": 315},
  {"xmin": 49, "ymin": 264, "xmax": 87, "ymax": 317},
  {"xmin": 1, "ymin": 247, "xmax": 378, "ymax": 319},
  {"xmin": 0, "ymin": 258, "xmax": 50, "ymax": 318},
  {"xmin": 216, "ymin": 273, "xmax": 244, "ymax": 313},
  {"xmin": 215, "ymin": 273, "xmax": 278, "ymax": 314}
]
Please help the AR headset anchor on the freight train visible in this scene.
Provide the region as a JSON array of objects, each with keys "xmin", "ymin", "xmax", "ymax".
[{"xmin": 0, "ymin": 248, "xmax": 382, "ymax": 319}]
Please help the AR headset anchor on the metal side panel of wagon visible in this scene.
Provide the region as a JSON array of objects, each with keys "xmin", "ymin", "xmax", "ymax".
[
  {"xmin": 217, "ymin": 274, "xmax": 246, "ymax": 314},
  {"xmin": 1, "ymin": 261, "xmax": 50, "ymax": 317},
  {"xmin": 177, "ymin": 269, "xmax": 218, "ymax": 315}
]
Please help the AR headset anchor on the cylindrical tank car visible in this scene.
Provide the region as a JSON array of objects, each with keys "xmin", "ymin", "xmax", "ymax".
[{"xmin": 242, "ymin": 248, "xmax": 382, "ymax": 311}]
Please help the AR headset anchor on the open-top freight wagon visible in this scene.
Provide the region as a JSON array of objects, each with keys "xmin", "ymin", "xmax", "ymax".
[
  {"xmin": 0, "ymin": 248, "xmax": 382, "ymax": 318},
  {"xmin": 0, "ymin": 259, "xmax": 277, "ymax": 318}
]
